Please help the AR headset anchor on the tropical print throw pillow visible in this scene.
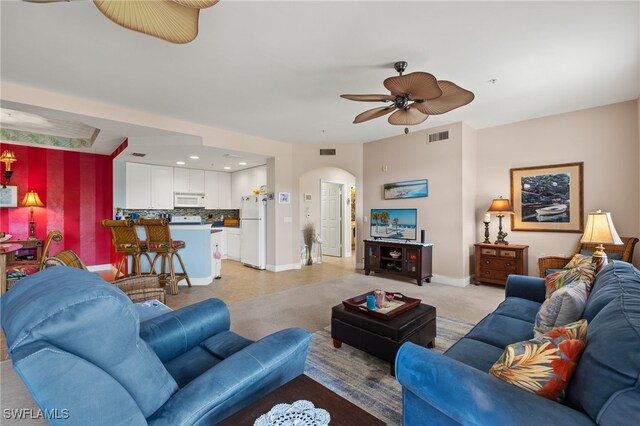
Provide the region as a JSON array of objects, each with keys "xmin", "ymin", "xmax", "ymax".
[
  {"xmin": 489, "ymin": 319, "xmax": 588, "ymax": 402},
  {"xmin": 544, "ymin": 263, "xmax": 596, "ymax": 299},
  {"xmin": 564, "ymin": 253, "xmax": 592, "ymax": 269}
]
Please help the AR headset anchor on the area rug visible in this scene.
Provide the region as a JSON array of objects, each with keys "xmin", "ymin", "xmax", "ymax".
[{"xmin": 304, "ymin": 316, "xmax": 474, "ymax": 426}]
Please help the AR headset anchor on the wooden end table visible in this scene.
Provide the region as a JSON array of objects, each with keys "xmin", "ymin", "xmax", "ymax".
[{"xmin": 218, "ymin": 375, "xmax": 384, "ymax": 425}]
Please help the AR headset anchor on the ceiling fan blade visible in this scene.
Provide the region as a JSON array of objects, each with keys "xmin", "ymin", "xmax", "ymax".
[
  {"xmin": 353, "ymin": 106, "xmax": 396, "ymax": 124},
  {"xmin": 171, "ymin": 0, "xmax": 219, "ymax": 8},
  {"xmin": 384, "ymin": 72, "xmax": 442, "ymax": 100},
  {"xmin": 413, "ymin": 81, "xmax": 475, "ymax": 115},
  {"xmin": 340, "ymin": 94, "xmax": 395, "ymax": 102},
  {"xmin": 93, "ymin": 0, "xmax": 201, "ymax": 44},
  {"xmin": 388, "ymin": 106, "xmax": 428, "ymax": 126}
]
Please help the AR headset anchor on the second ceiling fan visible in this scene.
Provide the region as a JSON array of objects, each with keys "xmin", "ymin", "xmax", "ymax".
[{"xmin": 341, "ymin": 61, "xmax": 475, "ymax": 134}]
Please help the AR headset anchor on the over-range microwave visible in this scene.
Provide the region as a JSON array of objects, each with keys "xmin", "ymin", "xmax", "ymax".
[{"xmin": 174, "ymin": 192, "xmax": 205, "ymax": 208}]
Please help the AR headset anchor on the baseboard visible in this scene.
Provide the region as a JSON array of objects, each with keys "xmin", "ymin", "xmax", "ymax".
[
  {"xmin": 267, "ymin": 263, "xmax": 301, "ymax": 272},
  {"xmin": 432, "ymin": 275, "xmax": 471, "ymax": 287},
  {"xmin": 87, "ymin": 264, "xmax": 115, "ymax": 272}
]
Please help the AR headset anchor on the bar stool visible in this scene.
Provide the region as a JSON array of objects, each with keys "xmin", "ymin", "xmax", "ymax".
[
  {"xmin": 136, "ymin": 218, "xmax": 191, "ymax": 295},
  {"xmin": 101, "ymin": 219, "xmax": 152, "ymax": 279}
]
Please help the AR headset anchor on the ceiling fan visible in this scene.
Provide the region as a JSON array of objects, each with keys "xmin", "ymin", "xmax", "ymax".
[
  {"xmin": 24, "ymin": 0, "xmax": 219, "ymax": 44},
  {"xmin": 341, "ymin": 61, "xmax": 475, "ymax": 134}
]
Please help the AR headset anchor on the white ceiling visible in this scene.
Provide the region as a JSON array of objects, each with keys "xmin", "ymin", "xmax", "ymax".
[{"xmin": 0, "ymin": 1, "xmax": 638, "ymax": 158}]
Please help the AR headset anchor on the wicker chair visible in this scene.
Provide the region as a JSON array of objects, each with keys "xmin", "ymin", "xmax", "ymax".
[
  {"xmin": 538, "ymin": 236, "xmax": 639, "ymax": 277},
  {"xmin": 136, "ymin": 218, "xmax": 191, "ymax": 295},
  {"xmin": 42, "ymin": 249, "xmax": 166, "ymax": 304},
  {"xmin": 101, "ymin": 219, "xmax": 152, "ymax": 279}
]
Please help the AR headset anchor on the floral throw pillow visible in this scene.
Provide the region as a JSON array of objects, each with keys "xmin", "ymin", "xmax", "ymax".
[
  {"xmin": 489, "ymin": 319, "xmax": 588, "ymax": 402},
  {"xmin": 564, "ymin": 253, "xmax": 592, "ymax": 269},
  {"xmin": 544, "ymin": 263, "xmax": 596, "ymax": 299}
]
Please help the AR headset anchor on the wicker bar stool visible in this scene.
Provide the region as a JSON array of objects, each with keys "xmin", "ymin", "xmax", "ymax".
[
  {"xmin": 101, "ymin": 219, "xmax": 152, "ymax": 280},
  {"xmin": 136, "ymin": 218, "xmax": 191, "ymax": 295}
]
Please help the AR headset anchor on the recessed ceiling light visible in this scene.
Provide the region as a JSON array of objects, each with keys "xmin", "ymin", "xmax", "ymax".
[
  {"xmin": 223, "ymin": 166, "xmax": 231, "ymax": 170},
  {"xmin": 176, "ymin": 161, "xmax": 185, "ymax": 165},
  {"xmin": 189, "ymin": 155, "xmax": 199, "ymax": 160},
  {"xmin": 239, "ymin": 162, "xmax": 247, "ymax": 166}
]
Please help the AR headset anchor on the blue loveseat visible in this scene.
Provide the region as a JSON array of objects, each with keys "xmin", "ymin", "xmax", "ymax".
[
  {"xmin": 396, "ymin": 261, "xmax": 640, "ymax": 425},
  {"xmin": 1, "ymin": 266, "xmax": 312, "ymax": 425}
]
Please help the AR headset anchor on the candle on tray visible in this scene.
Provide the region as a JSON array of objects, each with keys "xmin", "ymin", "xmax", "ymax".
[{"xmin": 484, "ymin": 213, "xmax": 491, "ymax": 223}]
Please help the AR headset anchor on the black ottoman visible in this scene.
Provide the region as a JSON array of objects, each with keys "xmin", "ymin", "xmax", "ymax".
[{"xmin": 331, "ymin": 302, "xmax": 436, "ymax": 375}]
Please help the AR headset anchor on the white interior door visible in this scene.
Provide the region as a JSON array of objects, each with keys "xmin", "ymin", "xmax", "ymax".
[{"xmin": 321, "ymin": 182, "xmax": 342, "ymax": 257}]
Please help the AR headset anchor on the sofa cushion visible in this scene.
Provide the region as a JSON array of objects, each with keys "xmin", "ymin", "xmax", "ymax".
[
  {"xmin": 534, "ymin": 281, "xmax": 588, "ymax": 337},
  {"xmin": 544, "ymin": 263, "xmax": 595, "ymax": 298},
  {"xmin": 493, "ymin": 297, "xmax": 541, "ymax": 323},
  {"xmin": 200, "ymin": 331, "xmax": 254, "ymax": 359},
  {"xmin": 165, "ymin": 346, "xmax": 222, "ymax": 388},
  {"xmin": 465, "ymin": 314, "xmax": 534, "ymax": 349},
  {"xmin": 490, "ymin": 320, "xmax": 587, "ymax": 402},
  {"xmin": 566, "ymin": 262, "xmax": 640, "ymax": 423},
  {"xmin": 444, "ymin": 337, "xmax": 506, "ymax": 372}
]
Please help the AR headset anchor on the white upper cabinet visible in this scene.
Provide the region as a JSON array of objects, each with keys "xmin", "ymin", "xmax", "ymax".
[
  {"xmin": 174, "ymin": 168, "xmax": 205, "ymax": 193},
  {"xmin": 125, "ymin": 163, "xmax": 174, "ymax": 209},
  {"xmin": 205, "ymin": 171, "xmax": 232, "ymax": 209},
  {"xmin": 230, "ymin": 166, "xmax": 267, "ymax": 209}
]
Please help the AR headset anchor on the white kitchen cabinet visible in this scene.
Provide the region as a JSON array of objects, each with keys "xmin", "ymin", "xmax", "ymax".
[
  {"xmin": 230, "ymin": 165, "xmax": 266, "ymax": 209},
  {"xmin": 151, "ymin": 166, "xmax": 174, "ymax": 209},
  {"xmin": 175, "ymin": 168, "xmax": 205, "ymax": 193},
  {"xmin": 126, "ymin": 163, "xmax": 174, "ymax": 209},
  {"xmin": 218, "ymin": 172, "xmax": 231, "ymax": 209},
  {"xmin": 204, "ymin": 171, "xmax": 220, "ymax": 209},
  {"xmin": 211, "ymin": 228, "xmax": 227, "ymax": 259},
  {"xmin": 226, "ymin": 227, "xmax": 241, "ymax": 261}
]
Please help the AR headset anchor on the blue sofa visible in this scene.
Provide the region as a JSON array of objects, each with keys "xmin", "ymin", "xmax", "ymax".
[
  {"xmin": 1, "ymin": 266, "xmax": 311, "ymax": 425},
  {"xmin": 396, "ymin": 260, "xmax": 640, "ymax": 425}
]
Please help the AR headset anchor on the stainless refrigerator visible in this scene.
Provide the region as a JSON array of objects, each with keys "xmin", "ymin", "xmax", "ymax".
[{"xmin": 240, "ymin": 195, "xmax": 267, "ymax": 269}]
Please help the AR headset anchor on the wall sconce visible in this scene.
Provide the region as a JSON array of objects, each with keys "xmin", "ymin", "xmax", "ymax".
[
  {"xmin": 1, "ymin": 150, "xmax": 17, "ymax": 188},
  {"xmin": 21, "ymin": 190, "xmax": 45, "ymax": 240}
]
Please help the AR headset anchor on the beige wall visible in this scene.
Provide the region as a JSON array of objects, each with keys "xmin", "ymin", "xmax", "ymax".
[
  {"xmin": 291, "ymin": 144, "xmax": 364, "ymax": 265},
  {"xmin": 299, "ymin": 167, "xmax": 356, "ymax": 257},
  {"xmin": 363, "ymin": 123, "xmax": 473, "ymax": 284},
  {"xmin": 462, "ymin": 123, "xmax": 478, "ymax": 277},
  {"xmin": 477, "ymin": 100, "xmax": 640, "ymax": 272}
]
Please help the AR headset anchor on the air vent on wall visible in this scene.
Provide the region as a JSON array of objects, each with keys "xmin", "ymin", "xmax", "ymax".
[
  {"xmin": 428, "ymin": 130, "xmax": 449, "ymax": 143},
  {"xmin": 131, "ymin": 152, "xmax": 146, "ymax": 157},
  {"xmin": 320, "ymin": 149, "xmax": 336, "ymax": 156}
]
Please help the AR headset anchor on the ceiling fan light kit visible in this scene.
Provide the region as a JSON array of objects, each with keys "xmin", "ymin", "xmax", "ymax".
[{"xmin": 341, "ymin": 61, "xmax": 474, "ymax": 134}]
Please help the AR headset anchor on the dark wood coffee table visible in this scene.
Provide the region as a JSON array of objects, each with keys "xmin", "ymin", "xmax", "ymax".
[{"xmin": 218, "ymin": 375, "xmax": 384, "ymax": 425}]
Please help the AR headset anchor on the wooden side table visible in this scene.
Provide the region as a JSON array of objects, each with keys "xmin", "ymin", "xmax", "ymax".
[
  {"xmin": 474, "ymin": 243, "xmax": 529, "ymax": 286},
  {"xmin": 1, "ymin": 243, "xmax": 23, "ymax": 295},
  {"xmin": 5, "ymin": 239, "xmax": 43, "ymax": 265}
]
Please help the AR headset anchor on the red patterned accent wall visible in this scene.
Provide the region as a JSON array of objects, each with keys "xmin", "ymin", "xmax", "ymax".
[{"xmin": 0, "ymin": 142, "xmax": 113, "ymax": 266}]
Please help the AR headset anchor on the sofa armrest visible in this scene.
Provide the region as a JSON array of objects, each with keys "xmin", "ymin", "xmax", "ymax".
[
  {"xmin": 396, "ymin": 343, "xmax": 594, "ymax": 425},
  {"xmin": 505, "ymin": 275, "xmax": 546, "ymax": 303},
  {"xmin": 538, "ymin": 256, "xmax": 572, "ymax": 277},
  {"xmin": 112, "ymin": 275, "xmax": 166, "ymax": 303},
  {"xmin": 140, "ymin": 298, "xmax": 230, "ymax": 362},
  {"xmin": 147, "ymin": 328, "xmax": 312, "ymax": 426}
]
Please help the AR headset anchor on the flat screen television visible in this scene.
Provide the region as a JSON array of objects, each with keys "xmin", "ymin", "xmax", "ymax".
[{"xmin": 370, "ymin": 208, "xmax": 417, "ymax": 240}]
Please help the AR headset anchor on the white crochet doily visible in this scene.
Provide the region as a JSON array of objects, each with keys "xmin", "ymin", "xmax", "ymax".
[{"xmin": 254, "ymin": 400, "xmax": 330, "ymax": 426}]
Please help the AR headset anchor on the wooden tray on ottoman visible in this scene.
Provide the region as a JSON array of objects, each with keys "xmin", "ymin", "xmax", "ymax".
[{"xmin": 342, "ymin": 291, "xmax": 420, "ymax": 320}]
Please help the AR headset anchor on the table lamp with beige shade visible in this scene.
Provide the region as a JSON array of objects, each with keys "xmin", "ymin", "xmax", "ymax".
[
  {"xmin": 580, "ymin": 210, "xmax": 623, "ymax": 273},
  {"xmin": 486, "ymin": 196, "xmax": 514, "ymax": 245},
  {"xmin": 21, "ymin": 190, "xmax": 45, "ymax": 240}
]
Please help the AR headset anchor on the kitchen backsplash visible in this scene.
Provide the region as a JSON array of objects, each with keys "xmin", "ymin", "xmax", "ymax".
[{"xmin": 122, "ymin": 208, "xmax": 239, "ymax": 222}]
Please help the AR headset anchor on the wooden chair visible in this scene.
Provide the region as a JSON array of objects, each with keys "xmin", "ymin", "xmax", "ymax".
[
  {"xmin": 101, "ymin": 219, "xmax": 152, "ymax": 279},
  {"xmin": 538, "ymin": 236, "xmax": 639, "ymax": 277},
  {"xmin": 136, "ymin": 218, "xmax": 191, "ymax": 295}
]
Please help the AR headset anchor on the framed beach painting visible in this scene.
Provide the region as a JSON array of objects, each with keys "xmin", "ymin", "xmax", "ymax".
[
  {"xmin": 383, "ymin": 179, "xmax": 428, "ymax": 200},
  {"xmin": 510, "ymin": 162, "xmax": 583, "ymax": 232},
  {"xmin": 0, "ymin": 185, "xmax": 18, "ymax": 207}
]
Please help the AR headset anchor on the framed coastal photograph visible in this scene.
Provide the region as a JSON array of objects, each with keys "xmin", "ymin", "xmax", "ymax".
[
  {"xmin": 510, "ymin": 162, "xmax": 583, "ymax": 232},
  {"xmin": 383, "ymin": 179, "xmax": 428, "ymax": 200},
  {"xmin": 0, "ymin": 185, "xmax": 18, "ymax": 207}
]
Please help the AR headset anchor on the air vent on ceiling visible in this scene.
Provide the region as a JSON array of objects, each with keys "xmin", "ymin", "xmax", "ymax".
[
  {"xmin": 428, "ymin": 130, "xmax": 450, "ymax": 143},
  {"xmin": 224, "ymin": 153, "xmax": 242, "ymax": 158},
  {"xmin": 131, "ymin": 152, "xmax": 146, "ymax": 157},
  {"xmin": 319, "ymin": 149, "xmax": 336, "ymax": 156}
]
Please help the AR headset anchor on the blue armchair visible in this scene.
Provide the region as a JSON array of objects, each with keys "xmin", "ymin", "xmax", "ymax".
[
  {"xmin": 1, "ymin": 266, "xmax": 311, "ymax": 425},
  {"xmin": 396, "ymin": 261, "xmax": 640, "ymax": 425}
]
